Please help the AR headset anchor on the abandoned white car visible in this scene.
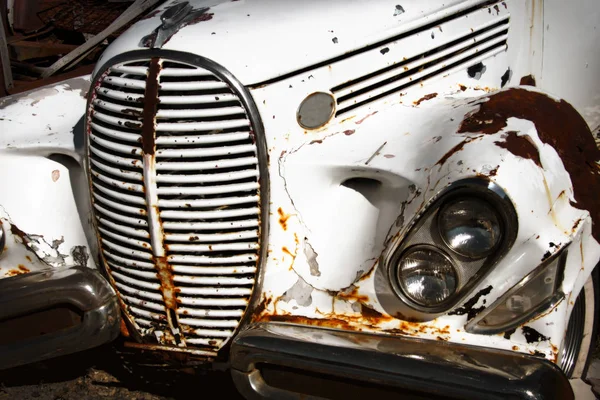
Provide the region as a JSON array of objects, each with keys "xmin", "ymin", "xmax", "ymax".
[{"xmin": 0, "ymin": 0, "xmax": 599, "ymax": 398}]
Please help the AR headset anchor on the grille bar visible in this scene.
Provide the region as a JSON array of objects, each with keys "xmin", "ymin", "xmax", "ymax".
[{"xmin": 88, "ymin": 56, "xmax": 262, "ymax": 354}]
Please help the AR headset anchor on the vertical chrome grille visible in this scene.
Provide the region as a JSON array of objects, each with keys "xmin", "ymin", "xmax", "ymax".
[{"xmin": 87, "ymin": 55, "xmax": 262, "ymax": 355}]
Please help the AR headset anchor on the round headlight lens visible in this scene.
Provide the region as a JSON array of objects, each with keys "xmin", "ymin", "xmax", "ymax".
[
  {"xmin": 438, "ymin": 198, "xmax": 502, "ymax": 259},
  {"xmin": 396, "ymin": 246, "xmax": 457, "ymax": 307}
]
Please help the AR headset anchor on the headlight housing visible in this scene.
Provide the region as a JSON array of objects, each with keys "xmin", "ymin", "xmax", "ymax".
[
  {"xmin": 438, "ymin": 198, "xmax": 502, "ymax": 259},
  {"xmin": 464, "ymin": 250, "xmax": 566, "ymax": 334},
  {"xmin": 384, "ymin": 179, "xmax": 517, "ymax": 319},
  {"xmin": 395, "ymin": 245, "xmax": 457, "ymax": 307}
]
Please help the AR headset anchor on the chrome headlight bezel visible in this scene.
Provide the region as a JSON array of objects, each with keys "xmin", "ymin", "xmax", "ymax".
[{"xmin": 381, "ymin": 179, "xmax": 517, "ymax": 319}]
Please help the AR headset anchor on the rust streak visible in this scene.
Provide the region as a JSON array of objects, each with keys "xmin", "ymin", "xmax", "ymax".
[
  {"xmin": 141, "ymin": 58, "xmax": 161, "ymax": 156},
  {"xmin": 414, "ymin": 92, "xmax": 438, "ymax": 106},
  {"xmin": 355, "ymin": 111, "xmax": 378, "ymax": 125},
  {"xmin": 436, "ymin": 138, "xmax": 473, "ymax": 166},
  {"xmin": 154, "ymin": 256, "xmax": 178, "ymax": 310},
  {"xmin": 277, "ymin": 207, "xmax": 291, "ymax": 231}
]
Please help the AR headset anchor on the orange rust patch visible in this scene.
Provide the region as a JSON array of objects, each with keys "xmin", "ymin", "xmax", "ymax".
[
  {"xmin": 25, "ymin": 256, "xmax": 32, "ymax": 263},
  {"xmin": 282, "ymin": 246, "xmax": 294, "ymax": 257},
  {"xmin": 413, "ymin": 92, "xmax": 438, "ymax": 106},
  {"xmin": 512, "ymin": 345, "xmax": 519, "ymax": 351},
  {"xmin": 336, "ymin": 285, "xmax": 369, "ymax": 303},
  {"xmin": 5, "ymin": 264, "xmax": 30, "ymax": 277},
  {"xmin": 277, "ymin": 207, "xmax": 291, "ymax": 231},
  {"xmin": 120, "ymin": 319, "xmax": 131, "ymax": 338},
  {"xmin": 154, "ymin": 256, "xmax": 179, "ymax": 310}
]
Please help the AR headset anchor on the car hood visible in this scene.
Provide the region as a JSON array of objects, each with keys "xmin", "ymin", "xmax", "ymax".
[{"xmin": 96, "ymin": 0, "xmax": 487, "ymax": 85}]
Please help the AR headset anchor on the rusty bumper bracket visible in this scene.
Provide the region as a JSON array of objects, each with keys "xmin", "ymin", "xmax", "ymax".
[
  {"xmin": 230, "ymin": 323, "xmax": 573, "ymax": 400},
  {"xmin": 0, "ymin": 266, "xmax": 120, "ymax": 370}
]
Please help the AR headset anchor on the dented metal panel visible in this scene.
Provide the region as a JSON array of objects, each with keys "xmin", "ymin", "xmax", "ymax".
[{"xmin": 252, "ymin": 69, "xmax": 600, "ymax": 365}]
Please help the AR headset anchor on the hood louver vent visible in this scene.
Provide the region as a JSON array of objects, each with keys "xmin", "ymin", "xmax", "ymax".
[{"xmin": 331, "ymin": 3, "xmax": 510, "ymax": 116}]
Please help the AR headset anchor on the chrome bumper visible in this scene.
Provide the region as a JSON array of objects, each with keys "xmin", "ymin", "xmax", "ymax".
[
  {"xmin": 230, "ymin": 323, "xmax": 573, "ymax": 400},
  {"xmin": 0, "ymin": 266, "xmax": 120, "ymax": 370}
]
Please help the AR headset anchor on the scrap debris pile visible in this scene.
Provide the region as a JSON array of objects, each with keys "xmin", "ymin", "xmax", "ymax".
[{"xmin": 0, "ymin": 0, "xmax": 163, "ymax": 97}]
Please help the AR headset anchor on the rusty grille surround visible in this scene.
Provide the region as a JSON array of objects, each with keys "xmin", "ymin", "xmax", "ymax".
[{"xmin": 85, "ymin": 50, "xmax": 268, "ymax": 356}]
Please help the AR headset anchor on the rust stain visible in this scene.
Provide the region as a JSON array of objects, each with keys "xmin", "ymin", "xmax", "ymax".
[
  {"xmin": 277, "ymin": 207, "xmax": 291, "ymax": 231},
  {"xmin": 25, "ymin": 255, "xmax": 32, "ymax": 263},
  {"xmin": 10, "ymin": 223, "xmax": 28, "ymax": 243},
  {"xmin": 355, "ymin": 111, "xmax": 378, "ymax": 125},
  {"xmin": 258, "ymin": 314, "xmax": 358, "ymax": 331},
  {"xmin": 459, "ymin": 84, "xmax": 467, "ymax": 91},
  {"xmin": 282, "ymin": 246, "xmax": 294, "ymax": 258},
  {"xmin": 494, "ymin": 131, "xmax": 541, "ymax": 167},
  {"xmin": 519, "ymin": 75, "xmax": 537, "ymax": 86},
  {"xmin": 344, "ymin": 129, "xmax": 355, "ymax": 136},
  {"xmin": 436, "ymin": 137, "xmax": 479, "ymax": 166},
  {"xmin": 413, "ymin": 92, "xmax": 438, "ymax": 106},
  {"xmin": 141, "ymin": 58, "xmax": 161, "ymax": 156},
  {"xmin": 5, "ymin": 264, "xmax": 30, "ymax": 277},
  {"xmin": 51, "ymin": 170, "xmax": 60, "ymax": 182},
  {"xmin": 512, "ymin": 345, "xmax": 519, "ymax": 351},
  {"xmin": 336, "ymin": 286, "xmax": 369, "ymax": 303},
  {"xmin": 253, "ymin": 294, "xmax": 273, "ymax": 318},
  {"xmin": 309, "ymin": 139, "xmax": 323, "ymax": 144},
  {"xmin": 154, "ymin": 256, "xmax": 179, "ymax": 310},
  {"xmin": 119, "ymin": 319, "xmax": 131, "ymax": 338},
  {"xmin": 572, "ymin": 218, "xmax": 583, "ymax": 233},
  {"xmin": 458, "ymin": 88, "xmax": 600, "ymax": 240}
]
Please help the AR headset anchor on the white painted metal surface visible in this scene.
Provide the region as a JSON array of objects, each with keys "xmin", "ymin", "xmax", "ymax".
[{"xmin": 0, "ymin": 0, "xmax": 598, "ymax": 392}]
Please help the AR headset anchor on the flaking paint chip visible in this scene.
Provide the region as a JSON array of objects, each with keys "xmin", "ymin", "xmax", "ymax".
[{"xmin": 52, "ymin": 170, "xmax": 60, "ymax": 182}]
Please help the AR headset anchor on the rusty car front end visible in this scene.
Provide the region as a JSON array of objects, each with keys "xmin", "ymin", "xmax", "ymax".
[{"xmin": 1, "ymin": 0, "xmax": 599, "ymax": 398}]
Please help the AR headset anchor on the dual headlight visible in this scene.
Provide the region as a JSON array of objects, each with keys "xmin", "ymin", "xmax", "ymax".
[{"xmin": 388, "ymin": 181, "xmax": 516, "ymax": 317}]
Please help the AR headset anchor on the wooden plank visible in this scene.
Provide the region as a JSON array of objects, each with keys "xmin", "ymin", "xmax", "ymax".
[
  {"xmin": 9, "ymin": 40, "xmax": 79, "ymax": 61},
  {"xmin": 0, "ymin": 12, "xmax": 13, "ymax": 90},
  {"xmin": 8, "ymin": 64, "xmax": 94, "ymax": 95},
  {"xmin": 41, "ymin": 0, "xmax": 160, "ymax": 78}
]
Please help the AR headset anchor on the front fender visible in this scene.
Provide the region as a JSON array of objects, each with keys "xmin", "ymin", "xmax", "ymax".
[
  {"xmin": 256, "ymin": 86, "xmax": 600, "ymax": 364},
  {"xmin": 0, "ymin": 77, "xmax": 97, "ymax": 277}
]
